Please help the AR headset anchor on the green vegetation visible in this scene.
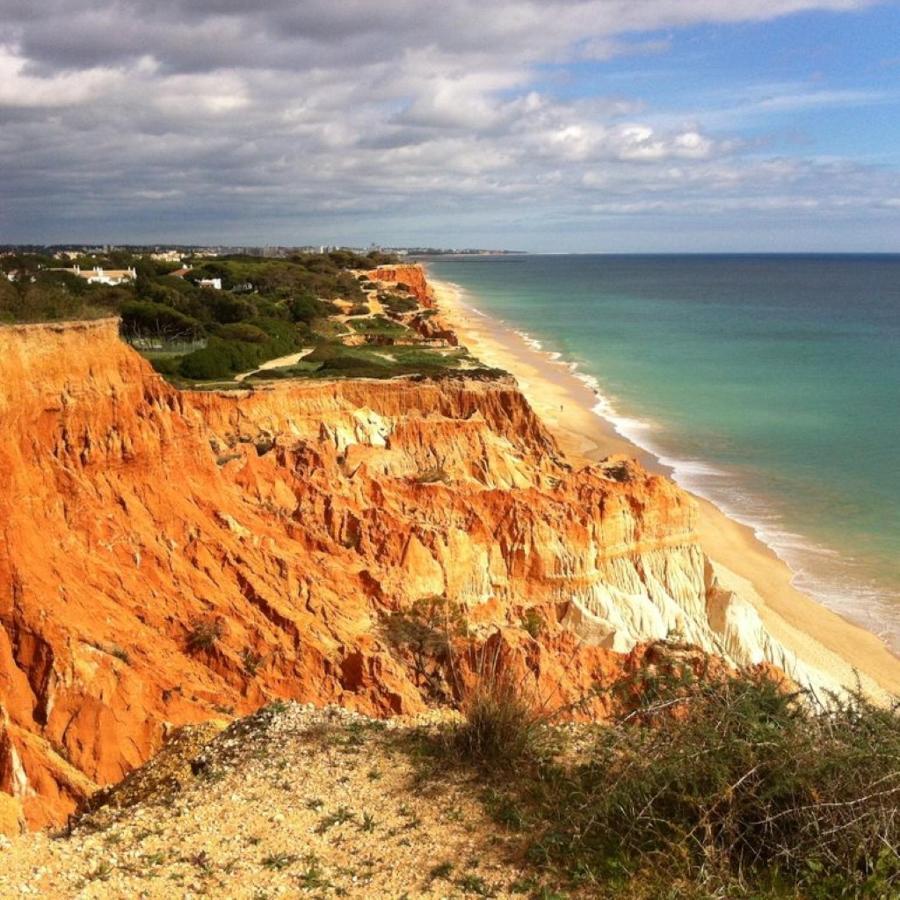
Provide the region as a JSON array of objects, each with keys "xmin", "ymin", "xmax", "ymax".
[
  {"xmin": 379, "ymin": 292, "xmax": 419, "ymax": 314},
  {"xmin": 241, "ymin": 648, "xmax": 264, "ymax": 677},
  {"xmin": 301, "ymin": 343, "xmax": 471, "ymax": 379},
  {"xmin": 445, "ymin": 648, "xmax": 554, "ymax": 771},
  {"xmin": 0, "ymin": 270, "xmax": 112, "ymax": 323},
  {"xmin": 430, "ymin": 667, "xmax": 900, "ymax": 898},
  {"xmin": 0, "ymin": 249, "xmax": 391, "ymax": 376},
  {"xmin": 175, "ymin": 318, "xmax": 299, "ymax": 380},
  {"xmin": 1, "ymin": 248, "xmax": 512, "ymax": 385},
  {"xmin": 348, "ymin": 315, "xmax": 409, "ymax": 337}
]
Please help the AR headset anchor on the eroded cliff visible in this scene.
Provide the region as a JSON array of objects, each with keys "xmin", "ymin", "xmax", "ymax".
[{"xmin": 0, "ymin": 302, "xmax": 798, "ymax": 833}]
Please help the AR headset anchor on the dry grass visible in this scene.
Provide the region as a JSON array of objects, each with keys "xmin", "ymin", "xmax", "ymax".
[{"xmin": 448, "ymin": 653, "xmax": 554, "ymax": 770}]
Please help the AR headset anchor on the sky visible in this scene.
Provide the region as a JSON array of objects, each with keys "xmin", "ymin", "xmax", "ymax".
[{"xmin": 1, "ymin": 0, "xmax": 899, "ymax": 252}]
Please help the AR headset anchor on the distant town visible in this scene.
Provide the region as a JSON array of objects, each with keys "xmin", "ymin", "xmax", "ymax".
[{"xmin": 1, "ymin": 244, "xmax": 524, "ymax": 262}]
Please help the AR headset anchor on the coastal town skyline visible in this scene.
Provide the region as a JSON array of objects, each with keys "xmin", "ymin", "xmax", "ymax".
[{"xmin": 2, "ymin": 0, "xmax": 899, "ymax": 251}]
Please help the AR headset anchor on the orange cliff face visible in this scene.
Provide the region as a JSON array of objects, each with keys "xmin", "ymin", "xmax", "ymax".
[
  {"xmin": 362, "ymin": 263, "xmax": 458, "ymax": 345},
  {"xmin": 362, "ymin": 263, "xmax": 434, "ymax": 306},
  {"xmin": 0, "ymin": 311, "xmax": 745, "ymax": 833}
]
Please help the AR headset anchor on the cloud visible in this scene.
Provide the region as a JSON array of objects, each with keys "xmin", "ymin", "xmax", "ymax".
[
  {"xmin": 0, "ymin": 45, "xmax": 119, "ymax": 107},
  {"xmin": 0, "ymin": 0, "xmax": 892, "ymax": 246}
]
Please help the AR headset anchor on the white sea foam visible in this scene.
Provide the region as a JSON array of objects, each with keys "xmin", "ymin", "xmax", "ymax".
[{"xmin": 514, "ymin": 330, "xmax": 544, "ymax": 352}]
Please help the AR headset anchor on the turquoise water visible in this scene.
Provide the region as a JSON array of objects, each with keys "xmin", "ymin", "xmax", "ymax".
[{"xmin": 426, "ymin": 254, "xmax": 900, "ymax": 650}]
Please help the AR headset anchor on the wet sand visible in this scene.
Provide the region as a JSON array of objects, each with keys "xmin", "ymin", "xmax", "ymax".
[{"xmin": 431, "ymin": 276, "xmax": 900, "ymax": 698}]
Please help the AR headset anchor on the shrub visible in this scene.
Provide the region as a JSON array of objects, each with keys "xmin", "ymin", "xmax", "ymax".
[
  {"xmin": 519, "ymin": 673, "xmax": 900, "ymax": 896},
  {"xmin": 347, "ymin": 303, "xmax": 370, "ymax": 316},
  {"xmin": 206, "ymin": 293, "xmax": 253, "ymax": 324},
  {"xmin": 445, "ymin": 643, "xmax": 552, "ymax": 769},
  {"xmin": 413, "ymin": 466, "xmax": 449, "ymax": 485},
  {"xmin": 178, "ymin": 332, "xmax": 282, "ymax": 379},
  {"xmin": 381, "ymin": 596, "xmax": 468, "ymax": 703},
  {"xmin": 186, "ymin": 617, "xmax": 224, "ymax": 654},
  {"xmin": 241, "ymin": 648, "xmax": 264, "ymax": 677},
  {"xmin": 319, "ymin": 354, "xmax": 380, "ymax": 372},
  {"xmin": 178, "ymin": 341, "xmax": 240, "ymax": 379},
  {"xmin": 521, "ymin": 609, "xmax": 543, "ymax": 639},
  {"xmin": 349, "ymin": 315, "xmax": 407, "ymax": 336},
  {"xmin": 149, "ymin": 355, "xmax": 181, "ymax": 376},
  {"xmin": 120, "ymin": 300, "xmax": 202, "ymax": 339},
  {"xmin": 215, "ymin": 322, "xmax": 268, "ymax": 343},
  {"xmin": 288, "ymin": 293, "xmax": 336, "ymax": 324},
  {"xmin": 380, "ymin": 293, "xmax": 418, "ymax": 314}
]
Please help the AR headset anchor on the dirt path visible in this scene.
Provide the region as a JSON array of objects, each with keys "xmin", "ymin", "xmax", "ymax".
[{"xmin": 234, "ymin": 348, "xmax": 313, "ymax": 382}]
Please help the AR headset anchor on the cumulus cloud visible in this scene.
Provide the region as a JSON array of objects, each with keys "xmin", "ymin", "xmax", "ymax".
[{"xmin": 0, "ymin": 0, "xmax": 892, "ymax": 245}]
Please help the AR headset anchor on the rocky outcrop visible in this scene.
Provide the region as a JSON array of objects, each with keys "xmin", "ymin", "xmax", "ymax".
[
  {"xmin": 0, "ymin": 307, "xmax": 803, "ymax": 833},
  {"xmin": 362, "ymin": 264, "xmax": 458, "ymax": 344},
  {"xmin": 362, "ymin": 264, "xmax": 434, "ymax": 306}
]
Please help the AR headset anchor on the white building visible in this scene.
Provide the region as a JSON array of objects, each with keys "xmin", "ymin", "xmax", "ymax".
[
  {"xmin": 197, "ymin": 277, "xmax": 222, "ymax": 290},
  {"xmin": 67, "ymin": 265, "xmax": 137, "ymax": 286}
]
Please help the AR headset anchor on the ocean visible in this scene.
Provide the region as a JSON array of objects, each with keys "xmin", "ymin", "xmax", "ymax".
[{"xmin": 426, "ymin": 254, "xmax": 900, "ymax": 651}]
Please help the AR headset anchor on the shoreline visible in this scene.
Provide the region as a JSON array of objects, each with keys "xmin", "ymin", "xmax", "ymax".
[{"xmin": 429, "ymin": 275, "xmax": 900, "ymax": 698}]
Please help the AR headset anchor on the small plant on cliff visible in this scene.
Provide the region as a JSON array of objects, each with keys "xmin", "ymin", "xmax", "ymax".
[
  {"xmin": 241, "ymin": 647, "xmax": 264, "ymax": 677},
  {"xmin": 108, "ymin": 644, "xmax": 130, "ymax": 663},
  {"xmin": 521, "ymin": 609, "xmax": 543, "ymax": 639},
  {"xmin": 381, "ymin": 595, "xmax": 468, "ymax": 703},
  {"xmin": 446, "ymin": 642, "xmax": 554, "ymax": 770},
  {"xmin": 185, "ymin": 617, "xmax": 225, "ymax": 654},
  {"xmin": 413, "ymin": 465, "xmax": 449, "ymax": 485}
]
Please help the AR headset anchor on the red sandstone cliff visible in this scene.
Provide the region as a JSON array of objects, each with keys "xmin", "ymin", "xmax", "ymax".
[
  {"xmin": 362, "ymin": 264, "xmax": 434, "ymax": 306},
  {"xmin": 0, "ymin": 298, "xmax": 778, "ymax": 833}
]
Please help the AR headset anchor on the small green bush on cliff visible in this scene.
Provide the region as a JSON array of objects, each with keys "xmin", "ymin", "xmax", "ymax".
[{"xmin": 178, "ymin": 338, "xmax": 252, "ymax": 380}]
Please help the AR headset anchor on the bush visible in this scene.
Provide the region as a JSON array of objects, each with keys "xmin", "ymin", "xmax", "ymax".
[
  {"xmin": 445, "ymin": 644, "xmax": 552, "ymax": 770},
  {"xmin": 206, "ymin": 293, "xmax": 253, "ymax": 324},
  {"xmin": 180, "ymin": 337, "xmax": 264, "ymax": 379},
  {"xmin": 241, "ymin": 647, "xmax": 264, "ymax": 677},
  {"xmin": 178, "ymin": 340, "xmax": 243, "ymax": 379},
  {"xmin": 381, "ymin": 293, "xmax": 418, "ymax": 314},
  {"xmin": 177, "ymin": 320, "xmax": 301, "ymax": 380},
  {"xmin": 518, "ymin": 673, "xmax": 900, "ymax": 896},
  {"xmin": 349, "ymin": 315, "xmax": 407, "ymax": 336},
  {"xmin": 148, "ymin": 356, "xmax": 181, "ymax": 376},
  {"xmin": 413, "ymin": 466, "xmax": 449, "ymax": 484},
  {"xmin": 319, "ymin": 354, "xmax": 379, "ymax": 372},
  {"xmin": 214, "ymin": 322, "xmax": 268, "ymax": 343},
  {"xmin": 0, "ymin": 281, "xmax": 114, "ymax": 323},
  {"xmin": 121, "ymin": 300, "xmax": 203, "ymax": 339},
  {"xmin": 186, "ymin": 617, "xmax": 224, "ymax": 654},
  {"xmin": 288, "ymin": 293, "xmax": 335, "ymax": 324}
]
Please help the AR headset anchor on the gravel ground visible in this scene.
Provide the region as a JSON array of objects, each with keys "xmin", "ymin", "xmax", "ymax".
[{"xmin": 0, "ymin": 703, "xmax": 548, "ymax": 899}]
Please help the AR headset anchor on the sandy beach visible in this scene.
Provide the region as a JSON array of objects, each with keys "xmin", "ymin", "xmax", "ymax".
[{"xmin": 430, "ymin": 275, "xmax": 900, "ymax": 698}]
